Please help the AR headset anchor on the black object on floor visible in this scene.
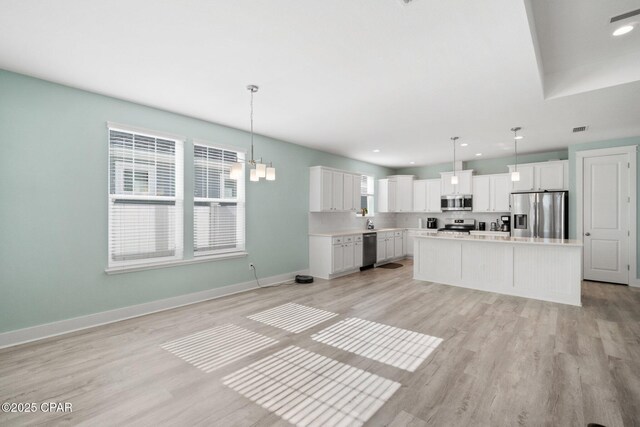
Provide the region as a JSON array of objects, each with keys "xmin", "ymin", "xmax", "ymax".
[
  {"xmin": 378, "ymin": 263, "xmax": 403, "ymax": 269},
  {"xmin": 295, "ymin": 275, "xmax": 314, "ymax": 284}
]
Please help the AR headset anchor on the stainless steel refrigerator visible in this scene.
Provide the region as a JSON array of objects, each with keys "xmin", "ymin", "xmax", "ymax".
[{"xmin": 510, "ymin": 191, "xmax": 568, "ymax": 239}]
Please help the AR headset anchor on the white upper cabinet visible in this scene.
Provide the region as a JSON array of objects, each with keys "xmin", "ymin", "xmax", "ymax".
[
  {"xmin": 473, "ymin": 174, "xmax": 511, "ymax": 212},
  {"xmin": 395, "ymin": 176, "xmax": 414, "ymax": 212},
  {"xmin": 426, "ymin": 179, "xmax": 442, "ymax": 212},
  {"xmin": 413, "ymin": 180, "xmax": 427, "ymax": 211},
  {"xmin": 508, "ymin": 160, "xmax": 568, "ymax": 192},
  {"xmin": 331, "ymin": 171, "xmax": 344, "ymax": 211},
  {"xmin": 472, "ymin": 176, "xmax": 491, "ymax": 212},
  {"xmin": 535, "ymin": 162, "xmax": 566, "ymax": 190},
  {"xmin": 309, "ymin": 166, "xmax": 360, "ymax": 212},
  {"xmin": 343, "ymin": 173, "xmax": 354, "ymax": 211},
  {"xmin": 509, "ymin": 164, "xmax": 535, "ymax": 192},
  {"xmin": 378, "ymin": 175, "xmax": 413, "ymax": 212},
  {"xmin": 440, "ymin": 170, "xmax": 473, "ymax": 195},
  {"xmin": 491, "ymin": 174, "xmax": 511, "ymax": 212}
]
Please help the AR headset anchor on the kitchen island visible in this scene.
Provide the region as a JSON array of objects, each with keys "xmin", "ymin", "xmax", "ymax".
[{"xmin": 413, "ymin": 233, "xmax": 583, "ymax": 306}]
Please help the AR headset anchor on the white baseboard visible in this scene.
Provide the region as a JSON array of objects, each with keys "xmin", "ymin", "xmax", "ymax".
[{"xmin": 0, "ymin": 269, "xmax": 309, "ymax": 350}]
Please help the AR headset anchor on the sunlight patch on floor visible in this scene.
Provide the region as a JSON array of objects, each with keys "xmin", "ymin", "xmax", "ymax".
[
  {"xmin": 223, "ymin": 346, "xmax": 401, "ymax": 427},
  {"xmin": 312, "ymin": 318, "xmax": 442, "ymax": 371},
  {"xmin": 247, "ymin": 303, "xmax": 338, "ymax": 333},
  {"xmin": 161, "ymin": 324, "xmax": 278, "ymax": 373}
]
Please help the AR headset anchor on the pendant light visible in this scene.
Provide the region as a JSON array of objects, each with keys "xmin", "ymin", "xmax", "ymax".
[
  {"xmin": 510, "ymin": 127, "xmax": 522, "ymax": 182},
  {"xmin": 229, "ymin": 84, "xmax": 276, "ymax": 182},
  {"xmin": 450, "ymin": 136, "xmax": 460, "ymax": 185}
]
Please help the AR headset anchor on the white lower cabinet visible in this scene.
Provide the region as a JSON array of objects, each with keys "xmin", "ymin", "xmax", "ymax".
[
  {"xmin": 332, "ymin": 243, "xmax": 344, "ymax": 273},
  {"xmin": 354, "ymin": 240, "xmax": 363, "ymax": 268},
  {"xmin": 376, "ymin": 231, "xmax": 406, "ymax": 264},
  {"xmin": 343, "ymin": 242, "xmax": 355, "ymax": 271},
  {"xmin": 309, "ymin": 234, "xmax": 364, "ymax": 280},
  {"xmin": 377, "ymin": 236, "xmax": 387, "ymax": 263},
  {"xmin": 310, "ymin": 230, "xmax": 406, "ymax": 279}
]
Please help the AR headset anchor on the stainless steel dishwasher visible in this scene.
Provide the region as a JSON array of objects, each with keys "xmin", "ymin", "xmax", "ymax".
[{"xmin": 361, "ymin": 232, "xmax": 377, "ymax": 270}]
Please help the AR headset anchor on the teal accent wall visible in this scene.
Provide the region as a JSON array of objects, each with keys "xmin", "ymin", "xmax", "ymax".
[
  {"xmin": 568, "ymin": 137, "xmax": 640, "ymax": 278},
  {"xmin": 0, "ymin": 70, "xmax": 393, "ymax": 333},
  {"xmin": 395, "ymin": 150, "xmax": 568, "ymax": 178}
]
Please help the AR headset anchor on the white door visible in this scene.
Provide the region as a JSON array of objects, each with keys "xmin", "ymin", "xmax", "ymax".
[
  {"xmin": 458, "ymin": 171, "xmax": 473, "ymax": 194},
  {"xmin": 332, "ymin": 172, "xmax": 344, "ymax": 211},
  {"xmin": 343, "ymin": 173, "xmax": 353, "ymax": 211},
  {"xmin": 343, "ymin": 242, "xmax": 355, "ymax": 270},
  {"xmin": 491, "ymin": 174, "xmax": 511, "ymax": 212},
  {"xmin": 583, "ymin": 154, "xmax": 630, "ymax": 284},
  {"xmin": 332, "ymin": 244, "xmax": 344, "ymax": 273},
  {"xmin": 354, "ymin": 242, "xmax": 363, "ymax": 267},
  {"xmin": 473, "ymin": 176, "xmax": 490, "ymax": 212},
  {"xmin": 321, "ymin": 169, "xmax": 333, "ymax": 211}
]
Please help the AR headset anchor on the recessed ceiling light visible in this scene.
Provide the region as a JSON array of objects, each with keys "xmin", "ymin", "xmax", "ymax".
[
  {"xmin": 373, "ymin": 149, "xmax": 380, "ymax": 153},
  {"xmin": 475, "ymin": 153, "xmax": 482, "ymax": 156},
  {"xmin": 460, "ymin": 143, "xmax": 468, "ymax": 147},
  {"xmin": 409, "ymin": 161, "xmax": 415, "ymax": 164},
  {"xmin": 613, "ymin": 25, "xmax": 634, "ymax": 36}
]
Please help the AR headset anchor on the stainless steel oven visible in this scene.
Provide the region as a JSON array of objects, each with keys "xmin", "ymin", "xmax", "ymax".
[{"xmin": 440, "ymin": 194, "xmax": 472, "ymax": 211}]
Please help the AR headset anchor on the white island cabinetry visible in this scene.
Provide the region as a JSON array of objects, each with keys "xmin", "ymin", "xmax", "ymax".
[{"xmin": 413, "ymin": 234, "xmax": 582, "ymax": 306}]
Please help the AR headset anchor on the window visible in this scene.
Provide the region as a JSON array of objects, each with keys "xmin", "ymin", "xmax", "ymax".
[
  {"xmin": 358, "ymin": 175, "xmax": 375, "ymax": 216},
  {"xmin": 193, "ymin": 143, "xmax": 245, "ymax": 256},
  {"xmin": 108, "ymin": 126, "xmax": 184, "ymax": 268}
]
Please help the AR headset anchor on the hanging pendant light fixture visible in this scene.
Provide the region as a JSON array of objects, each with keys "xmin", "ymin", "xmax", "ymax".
[
  {"xmin": 450, "ymin": 136, "xmax": 460, "ymax": 185},
  {"xmin": 510, "ymin": 127, "xmax": 522, "ymax": 182},
  {"xmin": 229, "ymin": 84, "xmax": 276, "ymax": 182}
]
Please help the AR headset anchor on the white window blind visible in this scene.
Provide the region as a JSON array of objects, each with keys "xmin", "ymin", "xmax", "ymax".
[
  {"xmin": 108, "ymin": 127, "xmax": 184, "ymax": 269},
  {"xmin": 193, "ymin": 143, "xmax": 245, "ymax": 256}
]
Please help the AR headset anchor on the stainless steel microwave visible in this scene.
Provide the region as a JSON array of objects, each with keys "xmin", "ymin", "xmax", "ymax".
[{"xmin": 441, "ymin": 194, "xmax": 473, "ymax": 211}]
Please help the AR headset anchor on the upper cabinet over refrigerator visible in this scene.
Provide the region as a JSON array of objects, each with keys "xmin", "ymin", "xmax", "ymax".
[{"xmin": 508, "ymin": 160, "xmax": 568, "ymax": 192}]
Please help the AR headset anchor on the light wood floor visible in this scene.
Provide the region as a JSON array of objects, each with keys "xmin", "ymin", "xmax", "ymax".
[{"xmin": 1, "ymin": 260, "xmax": 639, "ymax": 426}]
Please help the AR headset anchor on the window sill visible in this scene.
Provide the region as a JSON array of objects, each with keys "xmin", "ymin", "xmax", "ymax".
[{"xmin": 105, "ymin": 252, "xmax": 249, "ymax": 275}]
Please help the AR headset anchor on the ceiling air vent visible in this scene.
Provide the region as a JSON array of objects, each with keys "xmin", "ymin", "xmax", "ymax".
[{"xmin": 573, "ymin": 126, "xmax": 588, "ymax": 133}]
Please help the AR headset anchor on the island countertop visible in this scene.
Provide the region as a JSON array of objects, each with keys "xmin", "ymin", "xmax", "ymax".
[{"xmin": 414, "ymin": 233, "xmax": 582, "ymax": 247}]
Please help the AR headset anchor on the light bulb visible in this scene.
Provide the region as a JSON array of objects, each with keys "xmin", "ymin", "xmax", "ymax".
[
  {"xmin": 250, "ymin": 168, "xmax": 259, "ymax": 182},
  {"xmin": 256, "ymin": 163, "xmax": 266, "ymax": 178},
  {"xmin": 451, "ymin": 175, "xmax": 459, "ymax": 185},
  {"xmin": 266, "ymin": 166, "xmax": 276, "ymax": 181},
  {"xmin": 613, "ymin": 25, "xmax": 634, "ymax": 36},
  {"xmin": 229, "ymin": 162, "xmax": 242, "ymax": 180},
  {"xmin": 511, "ymin": 171, "xmax": 520, "ymax": 182}
]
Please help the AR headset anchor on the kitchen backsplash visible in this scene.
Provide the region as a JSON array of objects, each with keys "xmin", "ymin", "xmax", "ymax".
[
  {"xmin": 309, "ymin": 210, "xmax": 508, "ymax": 234},
  {"xmin": 396, "ymin": 211, "xmax": 511, "ymax": 230},
  {"xmin": 309, "ymin": 212, "xmax": 397, "ymax": 234}
]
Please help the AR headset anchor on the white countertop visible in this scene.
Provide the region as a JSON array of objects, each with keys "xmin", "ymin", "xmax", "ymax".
[
  {"xmin": 414, "ymin": 233, "xmax": 582, "ymax": 247},
  {"xmin": 309, "ymin": 227, "xmax": 407, "ymax": 237}
]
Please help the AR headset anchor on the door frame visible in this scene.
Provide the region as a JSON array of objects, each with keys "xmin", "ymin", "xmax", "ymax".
[{"xmin": 576, "ymin": 145, "xmax": 638, "ymax": 287}]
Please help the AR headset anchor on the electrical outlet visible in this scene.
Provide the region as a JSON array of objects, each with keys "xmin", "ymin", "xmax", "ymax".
[{"xmin": 249, "ymin": 263, "xmax": 255, "ymax": 270}]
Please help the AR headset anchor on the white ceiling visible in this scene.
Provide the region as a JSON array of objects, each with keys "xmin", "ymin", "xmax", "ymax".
[{"xmin": 1, "ymin": 0, "xmax": 639, "ymax": 168}]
